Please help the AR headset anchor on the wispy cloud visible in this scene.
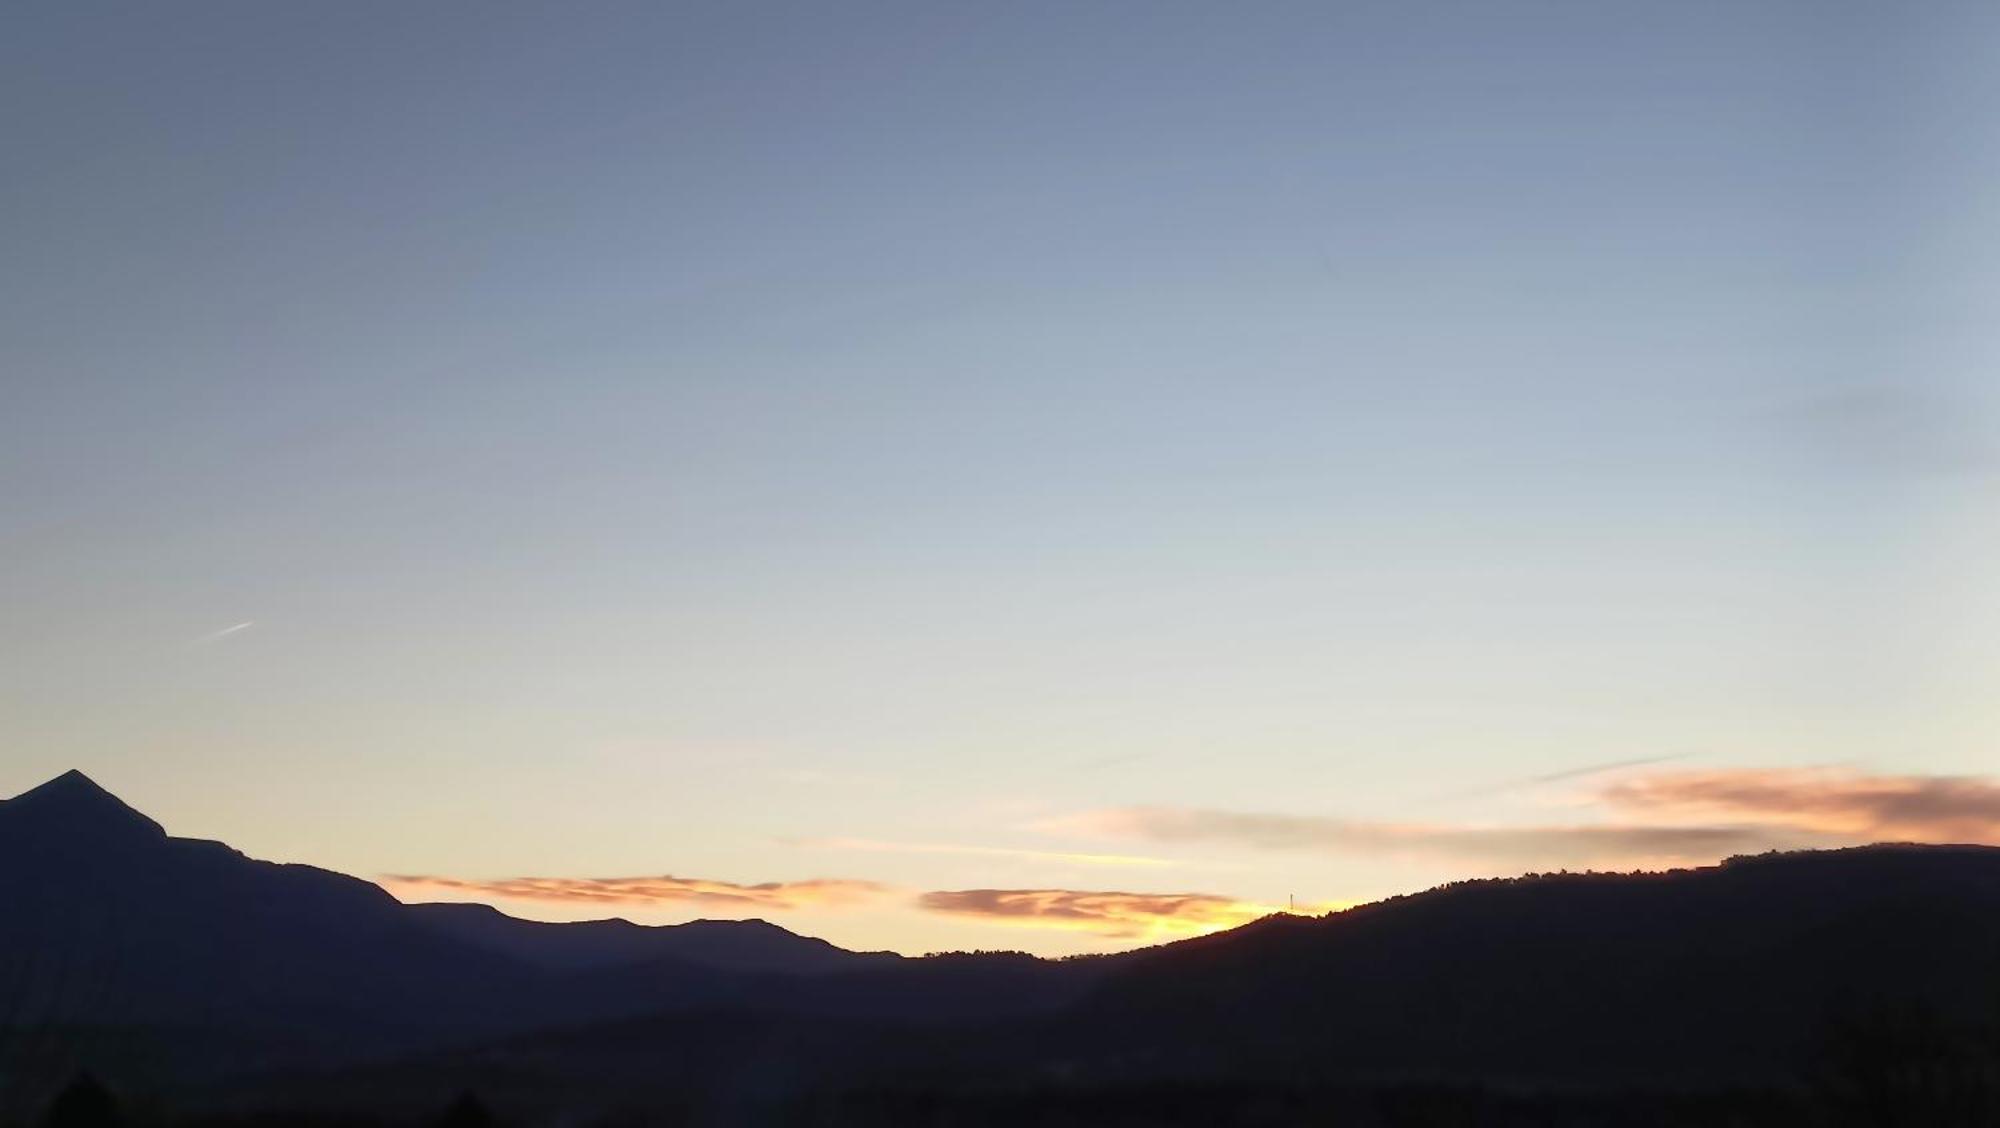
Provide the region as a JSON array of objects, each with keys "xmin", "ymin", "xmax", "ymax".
[
  {"xmin": 1440, "ymin": 754, "xmax": 1689, "ymax": 800},
  {"xmin": 1046, "ymin": 768, "xmax": 2000, "ymax": 872},
  {"xmin": 1600, "ymin": 768, "xmax": 2000, "ymax": 842},
  {"xmin": 381, "ymin": 873, "xmax": 890, "ymax": 910},
  {"xmin": 1776, "ymin": 384, "xmax": 1997, "ymax": 478},
  {"xmin": 1043, "ymin": 807, "xmax": 1780, "ymax": 869},
  {"xmin": 789, "ymin": 836, "xmax": 1175, "ymax": 868},
  {"xmin": 917, "ymin": 888, "xmax": 1301, "ymax": 940},
  {"xmin": 188, "ymin": 621, "xmax": 255, "ymax": 647}
]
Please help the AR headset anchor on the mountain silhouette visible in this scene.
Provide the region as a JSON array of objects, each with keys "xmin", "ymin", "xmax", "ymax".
[
  {"xmin": 2, "ymin": 770, "xmax": 166, "ymax": 840},
  {"xmin": 407, "ymin": 901, "xmax": 901, "ymax": 975},
  {"xmin": 0, "ymin": 770, "xmax": 537, "ymax": 1043},
  {"xmin": 0, "ymin": 774, "xmax": 980, "ymax": 1040},
  {"xmin": 328, "ymin": 846, "xmax": 2000, "ymax": 1109},
  {"xmin": 0, "ymin": 772, "xmax": 1095, "ymax": 1115},
  {"xmin": 8, "ymin": 770, "xmax": 2000, "ymax": 1122},
  {"xmin": 1063, "ymin": 845, "xmax": 2000, "ymax": 1086}
]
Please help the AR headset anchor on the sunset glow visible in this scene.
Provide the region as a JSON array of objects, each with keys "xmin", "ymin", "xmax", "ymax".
[{"xmin": 5, "ymin": 1, "xmax": 1996, "ymax": 959}]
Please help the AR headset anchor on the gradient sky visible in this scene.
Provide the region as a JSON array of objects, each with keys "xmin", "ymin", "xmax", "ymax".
[{"xmin": 5, "ymin": 2, "xmax": 2000, "ymax": 955}]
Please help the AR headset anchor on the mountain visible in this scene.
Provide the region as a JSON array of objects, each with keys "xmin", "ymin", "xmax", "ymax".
[
  {"xmin": 225, "ymin": 845, "xmax": 2000, "ymax": 1123},
  {"xmin": 0, "ymin": 769, "xmax": 164, "ymax": 840},
  {"xmin": 0, "ymin": 774, "xmax": 953, "ymax": 1041},
  {"xmin": 1061, "ymin": 844, "xmax": 2000, "ymax": 1087},
  {"xmin": 9, "ymin": 770, "xmax": 2000, "ymax": 1123},
  {"xmin": 406, "ymin": 901, "xmax": 902, "ymax": 975},
  {"xmin": 0, "ymin": 771, "xmax": 1093, "ymax": 1116},
  {"xmin": 0, "ymin": 771, "xmax": 539, "ymax": 1042}
]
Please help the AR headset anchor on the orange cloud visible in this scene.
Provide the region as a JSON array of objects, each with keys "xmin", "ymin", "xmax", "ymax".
[
  {"xmin": 1599, "ymin": 768, "xmax": 2000, "ymax": 842},
  {"xmin": 917, "ymin": 888, "xmax": 1302, "ymax": 940},
  {"xmin": 382, "ymin": 873, "xmax": 889, "ymax": 910}
]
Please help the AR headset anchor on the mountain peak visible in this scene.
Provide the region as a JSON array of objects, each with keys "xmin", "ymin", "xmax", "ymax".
[
  {"xmin": 1, "ymin": 770, "xmax": 166, "ymax": 838},
  {"xmin": 29, "ymin": 767, "xmax": 106, "ymax": 792}
]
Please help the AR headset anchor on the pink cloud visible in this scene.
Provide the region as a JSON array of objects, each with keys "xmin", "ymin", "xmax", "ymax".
[{"xmin": 1599, "ymin": 768, "xmax": 2000, "ymax": 842}]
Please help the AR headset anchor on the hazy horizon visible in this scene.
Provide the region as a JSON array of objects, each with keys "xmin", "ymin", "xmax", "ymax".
[{"xmin": 7, "ymin": 1, "xmax": 2000, "ymax": 956}]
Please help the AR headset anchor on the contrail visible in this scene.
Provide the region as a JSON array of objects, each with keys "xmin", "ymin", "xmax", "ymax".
[
  {"xmin": 1514, "ymin": 754, "xmax": 1690, "ymax": 788},
  {"xmin": 189, "ymin": 621, "xmax": 256, "ymax": 647}
]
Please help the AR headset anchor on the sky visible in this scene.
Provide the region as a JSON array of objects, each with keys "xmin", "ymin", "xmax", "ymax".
[{"xmin": 4, "ymin": 2, "xmax": 2000, "ymax": 956}]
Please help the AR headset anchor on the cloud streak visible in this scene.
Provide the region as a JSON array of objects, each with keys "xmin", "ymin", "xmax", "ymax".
[
  {"xmin": 917, "ymin": 888, "xmax": 1297, "ymax": 940},
  {"xmin": 789, "ymin": 836, "xmax": 1175, "ymax": 868},
  {"xmin": 382, "ymin": 873, "xmax": 890, "ymax": 910},
  {"xmin": 1048, "ymin": 807, "xmax": 1774, "ymax": 869},
  {"xmin": 1047, "ymin": 768, "xmax": 2000, "ymax": 873}
]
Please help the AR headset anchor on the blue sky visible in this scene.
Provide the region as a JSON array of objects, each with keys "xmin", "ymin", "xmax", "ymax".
[{"xmin": 5, "ymin": 2, "xmax": 1999, "ymax": 953}]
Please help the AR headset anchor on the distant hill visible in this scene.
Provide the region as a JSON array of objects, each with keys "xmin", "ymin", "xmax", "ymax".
[
  {"xmin": 406, "ymin": 901, "xmax": 901, "ymax": 975},
  {"xmin": 7, "ymin": 770, "xmax": 2000, "ymax": 1122},
  {"xmin": 1064, "ymin": 844, "xmax": 2000, "ymax": 1087},
  {"xmin": 328, "ymin": 845, "xmax": 2000, "ymax": 1112}
]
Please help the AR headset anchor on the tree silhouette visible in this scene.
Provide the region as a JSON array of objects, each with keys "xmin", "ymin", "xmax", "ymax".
[
  {"xmin": 431, "ymin": 1091, "xmax": 499, "ymax": 1128},
  {"xmin": 1815, "ymin": 998, "xmax": 2000, "ymax": 1128},
  {"xmin": 39, "ymin": 1074, "xmax": 122, "ymax": 1128}
]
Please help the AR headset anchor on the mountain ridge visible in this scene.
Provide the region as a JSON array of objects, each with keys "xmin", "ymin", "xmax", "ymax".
[
  {"xmin": 405, "ymin": 899, "xmax": 905, "ymax": 974},
  {"xmin": 8, "ymin": 769, "xmax": 2000, "ymax": 1119}
]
